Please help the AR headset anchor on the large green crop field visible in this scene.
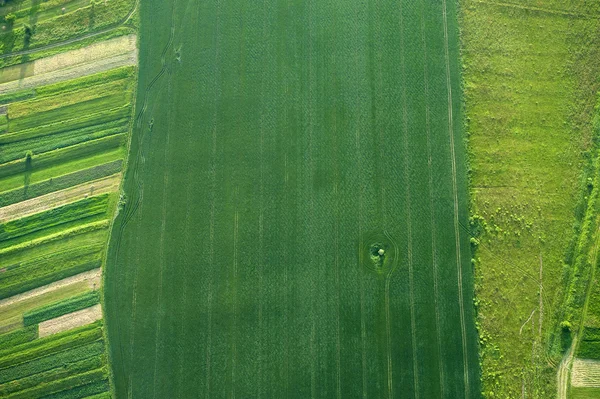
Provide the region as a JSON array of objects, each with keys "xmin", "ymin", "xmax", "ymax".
[{"xmin": 105, "ymin": 0, "xmax": 480, "ymax": 397}]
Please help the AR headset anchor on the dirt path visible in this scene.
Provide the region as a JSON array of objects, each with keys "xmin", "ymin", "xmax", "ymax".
[
  {"xmin": 38, "ymin": 303, "xmax": 102, "ymax": 337},
  {"xmin": 557, "ymin": 335, "xmax": 577, "ymax": 399},
  {"xmin": 0, "ymin": 174, "xmax": 120, "ymax": 223},
  {"xmin": 0, "ymin": 35, "xmax": 137, "ymax": 95},
  {"xmin": 0, "ymin": 268, "xmax": 101, "ymax": 309}
]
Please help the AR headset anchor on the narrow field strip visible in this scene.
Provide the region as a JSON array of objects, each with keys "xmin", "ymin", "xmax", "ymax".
[
  {"xmin": 0, "ymin": 174, "xmax": 120, "ymax": 223},
  {"xmin": 38, "ymin": 303, "xmax": 103, "ymax": 338},
  {"xmin": 571, "ymin": 358, "xmax": 600, "ymax": 388},
  {"xmin": 0, "ymin": 35, "xmax": 137, "ymax": 94},
  {"xmin": 0, "ymin": 269, "xmax": 101, "ymax": 309}
]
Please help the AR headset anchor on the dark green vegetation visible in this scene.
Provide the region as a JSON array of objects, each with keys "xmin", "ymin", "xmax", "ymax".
[
  {"xmin": 105, "ymin": 0, "xmax": 480, "ymax": 397},
  {"xmin": 461, "ymin": 0, "xmax": 600, "ymax": 397}
]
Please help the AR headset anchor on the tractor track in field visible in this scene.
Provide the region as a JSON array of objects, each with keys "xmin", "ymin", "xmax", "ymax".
[
  {"xmin": 257, "ymin": 3, "xmax": 266, "ymax": 390},
  {"xmin": 399, "ymin": 1, "xmax": 419, "ymax": 397},
  {"xmin": 442, "ymin": 0, "xmax": 471, "ymax": 396},
  {"xmin": 205, "ymin": 4, "xmax": 221, "ymax": 394},
  {"xmin": 420, "ymin": 0, "xmax": 446, "ymax": 395}
]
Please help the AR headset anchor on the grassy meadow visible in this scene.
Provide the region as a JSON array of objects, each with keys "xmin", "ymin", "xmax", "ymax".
[
  {"xmin": 105, "ymin": 0, "xmax": 480, "ymax": 398},
  {"xmin": 461, "ymin": 0, "xmax": 600, "ymax": 397}
]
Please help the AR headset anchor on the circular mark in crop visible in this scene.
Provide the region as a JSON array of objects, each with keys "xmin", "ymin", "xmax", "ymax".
[{"xmin": 360, "ymin": 230, "xmax": 399, "ymax": 276}]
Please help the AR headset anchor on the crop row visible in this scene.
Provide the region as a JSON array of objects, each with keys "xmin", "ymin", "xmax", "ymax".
[
  {"xmin": 2, "ymin": 122, "xmax": 128, "ymax": 164},
  {"xmin": 0, "ymin": 354, "xmax": 104, "ymax": 396},
  {"xmin": 38, "ymin": 66, "xmax": 136, "ymax": 98},
  {"xmin": 9, "ymin": 92, "xmax": 131, "ymax": 132},
  {"xmin": 9, "ymin": 77, "xmax": 131, "ymax": 120},
  {"xmin": 0, "ymin": 220, "xmax": 109, "ymax": 260},
  {"xmin": 0, "ymin": 159, "xmax": 122, "ymax": 207},
  {"xmin": 0, "ymin": 341, "xmax": 105, "ymax": 385},
  {"xmin": 0, "ymin": 134, "xmax": 126, "ymax": 179},
  {"xmin": 0, "ymin": 106, "xmax": 131, "ymax": 145},
  {"xmin": 23, "ymin": 291, "xmax": 100, "ymax": 326},
  {"xmin": 0, "ymin": 321, "xmax": 102, "ymax": 369},
  {"xmin": 5, "ymin": 367, "xmax": 107, "ymax": 399},
  {"xmin": 0, "ymin": 326, "xmax": 37, "ymax": 351},
  {"xmin": 1, "ymin": 244, "xmax": 102, "ymax": 281},
  {"xmin": 0, "ymin": 258, "xmax": 101, "ymax": 300},
  {"xmin": 0, "ymin": 194, "xmax": 109, "ymax": 243}
]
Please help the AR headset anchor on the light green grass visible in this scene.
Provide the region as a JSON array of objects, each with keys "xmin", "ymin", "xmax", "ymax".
[{"xmin": 461, "ymin": 0, "xmax": 600, "ymax": 397}]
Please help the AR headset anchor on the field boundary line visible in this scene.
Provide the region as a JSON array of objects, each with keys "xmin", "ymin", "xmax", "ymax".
[
  {"xmin": 420, "ymin": 0, "xmax": 446, "ymax": 395},
  {"xmin": 442, "ymin": 0, "xmax": 470, "ymax": 396}
]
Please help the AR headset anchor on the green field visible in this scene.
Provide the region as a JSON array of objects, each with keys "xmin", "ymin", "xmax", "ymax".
[{"xmin": 105, "ymin": 0, "xmax": 480, "ymax": 397}]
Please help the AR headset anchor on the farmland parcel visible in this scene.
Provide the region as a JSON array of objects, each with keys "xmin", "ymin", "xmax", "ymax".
[{"xmin": 105, "ymin": 0, "xmax": 480, "ymax": 397}]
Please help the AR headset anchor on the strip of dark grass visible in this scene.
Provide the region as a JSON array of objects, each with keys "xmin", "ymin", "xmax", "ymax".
[
  {"xmin": 23, "ymin": 291, "xmax": 100, "ymax": 326},
  {"xmin": 0, "ymin": 326, "xmax": 37, "ymax": 351}
]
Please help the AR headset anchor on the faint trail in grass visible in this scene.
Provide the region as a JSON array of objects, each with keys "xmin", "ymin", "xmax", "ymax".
[
  {"xmin": 420, "ymin": 0, "xmax": 446, "ymax": 395},
  {"xmin": 356, "ymin": 125, "xmax": 367, "ymax": 399},
  {"xmin": 307, "ymin": 2, "xmax": 317, "ymax": 398},
  {"xmin": 205, "ymin": 4, "xmax": 221, "ymax": 396},
  {"xmin": 151, "ymin": 113, "xmax": 170, "ymax": 399},
  {"xmin": 399, "ymin": 1, "xmax": 419, "ymax": 397},
  {"xmin": 441, "ymin": 0, "xmax": 470, "ymax": 396},
  {"xmin": 231, "ymin": 208, "xmax": 239, "ymax": 399}
]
